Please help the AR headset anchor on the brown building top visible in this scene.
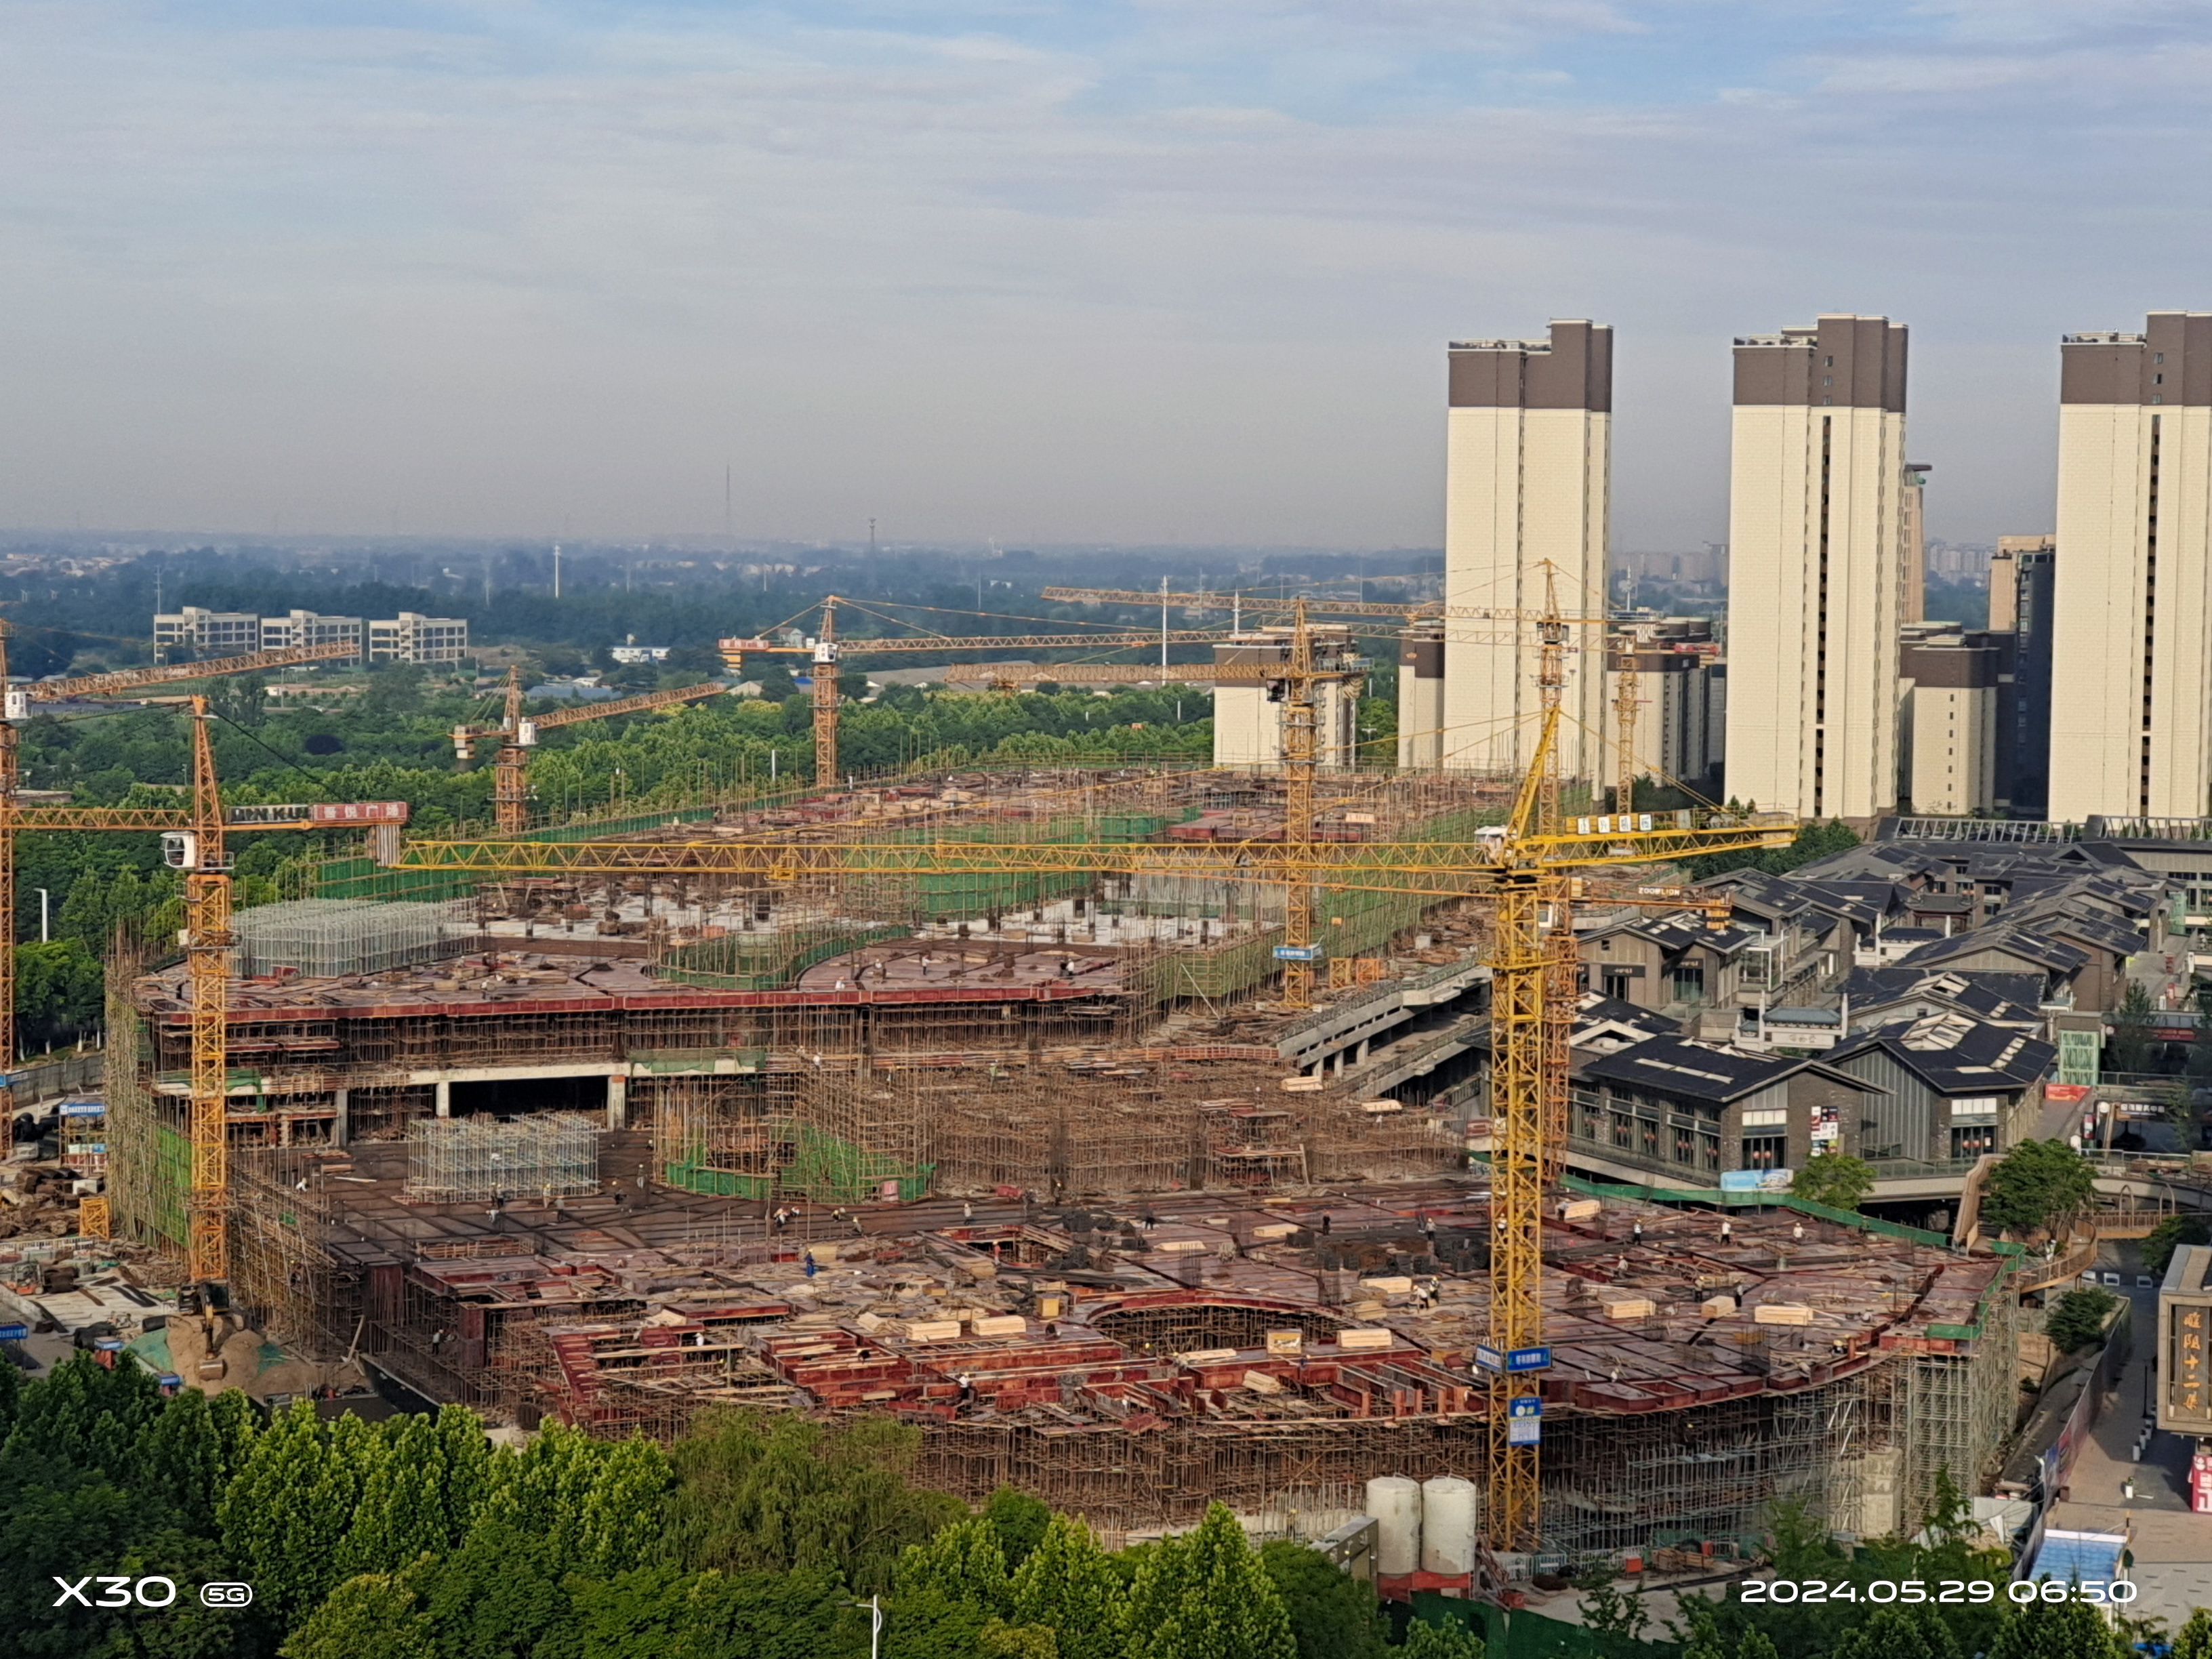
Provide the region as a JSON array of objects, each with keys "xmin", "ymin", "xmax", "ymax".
[
  {"xmin": 1448, "ymin": 319, "xmax": 1612, "ymax": 411},
  {"xmin": 1903, "ymin": 644, "xmax": 2001, "ymax": 691},
  {"xmin": 1733, "ymin": 314, "xmax": 1908, "ymax": 413},
  {"xmin": 2062, "ymin": 312, "xmax": 2212, "ymax": 405}
]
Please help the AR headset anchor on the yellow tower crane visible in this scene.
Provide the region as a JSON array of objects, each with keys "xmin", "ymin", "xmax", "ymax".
[
  {"xmin": 452, "ymin": 667, "xmax": 736, "ymax": 833},
  {"xmin": 1042, "ymin": 582, "xmax": 1645, "ymax": 811},
  {"xmin": 716, "ymin": 596, "xmax": 1253, "ymax": 787},
  {"xmin": 0, "ymin": 683, "xmax": 405, "ymax": 1282},
  {"xmin": 0, "ymin": 634, "xmax": 360, "ymax": 1101}
]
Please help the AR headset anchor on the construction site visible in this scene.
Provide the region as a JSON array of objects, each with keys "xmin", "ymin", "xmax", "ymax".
[
  {"xmin": 78, "ymin": 759, "xmax": 2019, "ymax": 1565},
  {"xmin": 17, "ymin": 596, "xmax": 2029, "ymax": 1575}
]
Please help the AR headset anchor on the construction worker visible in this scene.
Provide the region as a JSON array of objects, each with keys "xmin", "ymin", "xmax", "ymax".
[
  {"xmin": 962, "ymin": 1200, "xmax": 974, "ymax": 1223},
  {"xmin": 1719, "ymin": 1219, "xmax": 1732, "ymax": 1242},
  {"xmin": 1792, "ymin": 1221, "xmax": 1805, "ymax": 1242}
]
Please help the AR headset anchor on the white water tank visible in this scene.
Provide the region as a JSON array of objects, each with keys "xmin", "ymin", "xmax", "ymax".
[
  {"xmin": 1366, "ymin": 1475, "xmax": 1422, "ymax": 1576},
  {"xmin": 1420, "ymin": 1476, "xmax": 1477, "ymax": 1576}
]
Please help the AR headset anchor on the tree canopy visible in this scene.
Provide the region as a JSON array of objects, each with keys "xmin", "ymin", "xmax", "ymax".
[{"xmin": 1978, "ymin": 1139, "xmax": 2097, "ymax": 1237}]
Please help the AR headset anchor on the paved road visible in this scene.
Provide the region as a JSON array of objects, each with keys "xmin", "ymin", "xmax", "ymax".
[{"xmin": 2044, "ymin": 1252, "xmax": 2212, "ymax": 1631}]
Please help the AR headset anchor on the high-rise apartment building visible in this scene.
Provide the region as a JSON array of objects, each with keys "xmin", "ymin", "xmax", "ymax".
[
  {"xmin": 1441, "ymin": 321, "xmax": 1611, "ymax": 780},
  {"xmin": 1208, "ymin": 628, "xmax": 1361, "ymax": 771},
  {"xmin": 1900, "ymin": 622, "xmax": 2005, "ymax": 816},
  {"xmin": 1901, "ymin": 462, "xmax": 1931, "ymax": 623},
  {"xmin": 2001, "ymin": 539, "xmax": 2057, "ymax": 819},
  {"xmin": 1988, "ymin": 535, "xmax": 2051, "ymax": 632},
  {"xmin": 1723, "ymin": 314, "xmax": 1910, "ymax": 823},
  {"xmin": 2049, "ymin": 314, "xmax": 2212, "ymax": 821},
  {"xmin": 1395, "ymin": 623, "xmax": 1445, "ymax": 770},
  {"xmin": 1604, "ymin": 617, "xmax": 1727, "ymax": 796}
]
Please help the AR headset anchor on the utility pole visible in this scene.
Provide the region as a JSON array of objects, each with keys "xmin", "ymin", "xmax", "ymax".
[{"xmin": 552, "ymin": 544, "xmax": 562, "ymax": 600}]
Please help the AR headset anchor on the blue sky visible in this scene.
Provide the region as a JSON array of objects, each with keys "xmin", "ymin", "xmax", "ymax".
[{"xmin": 1, "ymin": 1, "xmax": 2206, "ymax": 548}]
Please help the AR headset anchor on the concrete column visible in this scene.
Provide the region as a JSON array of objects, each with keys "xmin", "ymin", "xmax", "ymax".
[
  {"xmin": 434, "ymin": 1080, "xmax": 451, "ymax": 1118},
  {"xmin": 1355, "ymin": 1039, "xmax": 1370, "ymax": 1065},
  {"xmin": 606, "ymin": 1072, "xmax": 628, "ymax": 1130},
  {"xmin": 332, "ymin": 1088, "xmax": 350, "ymax": 1148}
]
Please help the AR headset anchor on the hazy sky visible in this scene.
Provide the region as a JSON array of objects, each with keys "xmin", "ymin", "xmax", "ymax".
[{"xmin": 1, "ymin": 1, "xmax": 2205, "ymax": 550}]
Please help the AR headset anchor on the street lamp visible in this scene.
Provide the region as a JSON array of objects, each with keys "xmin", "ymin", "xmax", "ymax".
[{"xmin": 848, "ymin": 1595, "xmax": 882, "ymax": 1658}]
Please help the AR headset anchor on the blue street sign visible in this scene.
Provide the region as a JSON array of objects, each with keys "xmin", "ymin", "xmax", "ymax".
[
  {"xmin": 1272, "ymin": 944, "xmax": 1324, "ymax": 962},
  {"xmin": 0, "ymin": 1324, "xmax": 28, "ymax": 1341},
  {"xmin": 1473, "ymin": 1344, "xmax": 1504, "ymax": 1372},
  {"xmin": 58, "ymin": 1100, "xmax": 105, "ymax": 1117},
  {"xmin": 1508, "ymin": 1346, "xmax": 1553, "ymax": 1372}
]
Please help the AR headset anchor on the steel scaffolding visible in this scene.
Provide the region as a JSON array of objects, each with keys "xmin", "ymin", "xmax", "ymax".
[{"xmin": 405, "ymin": 1112, "xmax": 603, "ymax": 1204}]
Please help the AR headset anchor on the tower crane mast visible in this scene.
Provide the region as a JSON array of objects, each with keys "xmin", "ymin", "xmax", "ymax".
[
  {"xmin": 0, "ymin": 634, "xmax": 364, "ymax": 1103},
  {"xmin": 452, "ymin": 668, "xmax": 733, "ymax": 834},
  {"xmin": 1044, "ymin": 582, "xmax": 1647, "ymax": 811}
]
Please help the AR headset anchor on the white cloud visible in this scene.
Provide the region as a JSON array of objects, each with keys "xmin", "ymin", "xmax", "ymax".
[{"xmin": 0, "ymin": 1, "xmax": 2207, "ymax": 546}]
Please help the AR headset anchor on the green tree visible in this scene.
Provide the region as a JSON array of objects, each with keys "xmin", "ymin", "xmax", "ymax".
[
  {"xmin": 659, "ymin": 1409, "xmax": 964, "ymax": 1595},
  {"xmin": 14, "ymin": 939, "xmax": 104, "ymax": 1047},
  {"xmin": 1399, "ymin": 1620, "xmax": 1486, "ymax": 1657},
  {"xmin": 1675, "ymin": 1599, "xmax": 1727, "ymax": 1659},
  {"xmin": 419, "ymin": 1518, "xmax": 576, "ymax": 1659},
  {"xmin": 475, "ymin": 1420, "xmax": 671, "ymax": 1580},
  {"xmin": 1574, "ymin": 1568, "xmax": 1650, "ymax": 1645},
  {"xmin": 338, "ymin": 1410, "xmax": 478, "ymax": 1578},
  {"xmin": 1257, "ymin": 1538, "xmax": 1388, "ymax": 1659},
  {"xmin": 1011, "ymin": 1515, "xmax": 1125, "ymax": 1659},
  {"xmin": 985, "ymin": 1486, "xmax": 1053, "ymax": 1571},
  {"xmin": 1988, "ymin": 1594, "xmax": 2124, "ymax": 1659},
  {"xmin": 2173, "ymin": 1606, "xmax": 2212, "ymax": 1659},
  {"xmin": 1122, "ymin": 1504, "xmax": 1295, "ymax": 1659},
  {"xmin": 2045, "ymin": 1286, "xmax": 2121, "ymax": 1353},
  {"xmin": 1790, "ymin": 1152, "xmax": 1875, "ymax": 1213},
  {"xmin": 1980, "ymin": 1139, "xmax": 2097, "ymax": 1237},
  {"xmin": 131, "ymin": 1383, "xmax": 257, "ymax": 1534},
  {"xmin": 565, "ymin": 1561, "xmax": 865, "ymax": 1659},
  {"xmin": 897, "ymin": 1517, "xmax": 1014, "ymax": 1610},
  {"xmin": 980, "ymin": 1620, "xmax": 1062, "ymax": 1659},
  {"xmin": 4, "ymin": 1353, "xmax": 164, "ymax": 1480},
  {"xmin": 1685, "ymin": 819, "xmax": 1860, "ymax": 882},
  {"xmin": 218, "ymin": 1398, "xmax": 371, "ymax": 1624},
  {"xmin": 1733, "ymin": 1632, "xmax": 1779, "ymax": 1659},
  {"xmin": 1917, "ymin": 1466, "xmax": 1975, "ymax": 1546},
  {"xmin": 2109, "ymin": 981, "xmax": 2157, "ymax": 1076},
  {"xmin": 2145, "ymin": 1213, "xmax": 2212, "ymax": 1276},
  {"xmin": 281, "ymin": 1568, "xmax": 437, "ymax": 1659},
  {"xmin": 1828, "ymin": 1605, "xmax": 1961, "ymax": 1659}
]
